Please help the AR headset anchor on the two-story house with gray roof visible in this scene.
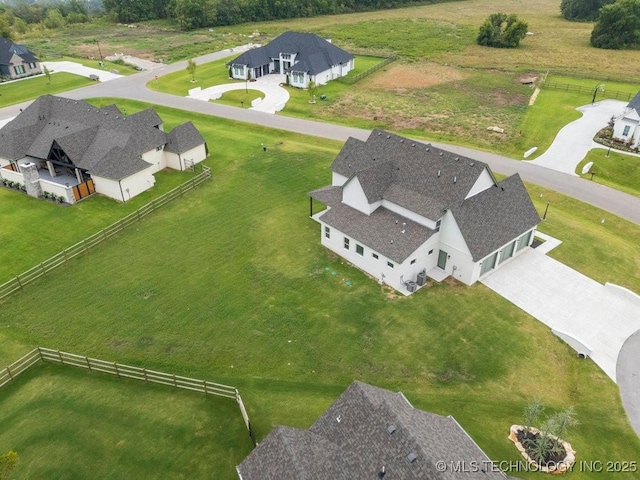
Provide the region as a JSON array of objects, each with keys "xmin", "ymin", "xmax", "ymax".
[
  {"xmin": 309, "ymin": 130, "xmax": 540, "ymax": 293},
  {"xmin": 237, "ymin": 381, "xmax": 509, "ymax": 479},
  {"xmin": 612, "ymin": 91, "xmax": 640, "ymax": 147},
  {"xmin": 0, "ymin": 37, "xmax": 41, "ymax": 80},
  {"xmin": 227, "ymin": 31, "xmax": 354, "ymax": 89},
  {"xmin": 0, "ymin": 95, "xmax": 207, "ymax": 203}
]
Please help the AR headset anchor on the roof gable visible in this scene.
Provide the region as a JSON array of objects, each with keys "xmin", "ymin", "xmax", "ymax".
[
  {"xmin": 0, "ymin": 37, "xmax": 39, "ymax": 65},
  {"xmin": 164, "ymin": 121, "xmax": 206, "ymax": 154}
]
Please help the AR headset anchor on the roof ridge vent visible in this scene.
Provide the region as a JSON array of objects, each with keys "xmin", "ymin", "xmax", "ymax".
[
  {"xmin": 387, "ymin": 424, "xmax": 397, "ymax": 435},
  {"xmin": 407, "ymin": 452, "xmax": 418, "ymax": 463},
  {"xmin": 425, "ymin": 147, "xmax": 430, "ymax": 152},
  {"xmin": 455, "ymin": 157, "xmax": 459, "ymax": 161},
  {"xmin": 454, "ymin": 176, "xmax": 457, "ymax": 184},
  {"xmin": 411, "ymin": 143, "xmax": 415, "ymax": 147},
  {"xmin": 439, "ymin": 152, "xmax": 443, "ymax": 156},
  {"xmin": 386, "ymin": 135, "xmax": 390, "ymax": 138},
  {"xmin": 400, "ymin": 139, "xmax": 404, "ymax": 143},
  {"xmin": 437, "ymin": 170, "xmax": 441, "ymax": 178}
]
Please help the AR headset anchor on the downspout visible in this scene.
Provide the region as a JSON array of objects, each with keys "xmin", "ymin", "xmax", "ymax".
[
  {"xmin": 118, "ymin": 179, "xmax": 125, "ymax": 202},
  {"xmin": 178, "ymin": 153, "xmax": 183, "ymax": 171},
  {"xmin": 309, "ymin": 197, "xmax": 313, "ymax": 217}
]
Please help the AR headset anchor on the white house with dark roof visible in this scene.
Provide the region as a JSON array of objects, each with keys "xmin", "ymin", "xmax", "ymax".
[
  {"xmin": 612, "ymin": 91, "xmax": 640, "ymax": 147},
  {"xmin": 237, "ymin": 381, "xmax": 508, "ymax": 479},
  {"xmin": 0, "ymin": 37, "xmax": 41, "ymax": 80},
  {"xmin": 227, "ymin": 31, "xmax": 354, "ymax": 89},
  {"xmin": 0, "ymin": 95, "xmax": 207, "ymax": 203},
  {"xmin": 309, "ymin": 130, "xmax": 540, "ymax": 294}
]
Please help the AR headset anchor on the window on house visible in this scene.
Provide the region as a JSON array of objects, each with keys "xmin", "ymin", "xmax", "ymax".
[
  {"xmin": 232, "ymin": 65, "xmax": 244, "ymax": 77},
  {"xmin": 410, "ymin": 259, "xmax": 416, "ymax": 265},
  {"xmin": 387, "ymin": 261, "xmax": 394, "ymax": 269},
  {"xmin": 344, "ymin": 237, "xmax": 350, "ymax": 250},
  {"xmin": 282, "ymin": 53, "xmax": 291, "ymax": 59},
  {"xmin": 14, "ymin": 65, "xmax": 25, "ymax": 75},
  {"xmin": 324, "ymin": 226, "xmax": 330, "ymax": 239},
  {"xmin": 623, "ymin": 125, "xmax": 631, "ymax": 136},
  {"xmin": 356, "ymin": 244, "xmax": 364, "ymax": 256},
  {"xmin": 156, "ymin": 145, "xmax": 163, "ymax": 151},
  {"xmin": 372, "ymin": 253, "xmax": 379, "ymax": 259},
  {"xmin": 434, "ymin": 219, "xmax": 441, "ymax": 232},
  {"xmin": 292, "ymin": 72, "xmax": 304, "ymax": 83}
]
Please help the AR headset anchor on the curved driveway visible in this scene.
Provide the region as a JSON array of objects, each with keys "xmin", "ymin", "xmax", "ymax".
[{"xmin": 617, "ymin": 330, "xmax": 640, "ymax": 436}]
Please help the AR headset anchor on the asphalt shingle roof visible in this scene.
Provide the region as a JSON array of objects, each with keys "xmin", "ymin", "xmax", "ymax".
[
  {"xmin": 229, "ymin": 31, "xmax": 353, "ymax": 75},
  {"xmin": 312, "ymin": 129, "xmax": 539, "ymax": 263},
  {"xmin": 627, "ymin": 91, "xmax": 640, "ymax": 115},
  {"xmin": 0, "ymin": 37, "xmax": 39, "ymax": 66},
  {"xmin": 164, "ymin": 121, "xmax": 206, "ymax": 154},
  {"xmin": 0, "ymin": 95, "xmax": 205, "ymax": 181},
  {"xmin": 237, "ymin": 381, "xmax": 507, "ymax": 479}
]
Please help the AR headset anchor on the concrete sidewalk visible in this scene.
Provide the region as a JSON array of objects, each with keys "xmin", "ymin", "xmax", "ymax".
[
  {"xmin": 481, "ymin": 247, "xmax": 640, "ymax": 383},
  {"xmin": 529, "ymin": 99, "xmax": 626, "ymax": 175}
]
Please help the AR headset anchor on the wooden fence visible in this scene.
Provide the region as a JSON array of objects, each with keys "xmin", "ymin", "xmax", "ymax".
[
  {"xmin": 339, "ymin": 54, "xmax": 398, "ymax": 85},
  {"xmin": 0, "ymin": 347, "xmax": 253, "ymax": 440},
  {"xmin": 541, "ymin": 82, "xmax": 634, "ymax": 102},
  {"xmin": 0, "ymin": 166, "xmax": 212, "ymax": 302}
]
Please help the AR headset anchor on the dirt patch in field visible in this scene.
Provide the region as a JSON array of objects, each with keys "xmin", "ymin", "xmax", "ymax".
[{"xmin": 366, "ymin": 62, "xmax": 466, "ymax": 90}]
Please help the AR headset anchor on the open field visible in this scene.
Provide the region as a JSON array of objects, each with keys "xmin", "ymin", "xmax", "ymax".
[
  {"xmin": 0, "ymin": 362, "xmax": 252, "ymax": 479},
  {"xmin": 0, "ymin": 73, "xmax": 92, "ymax": 108},
  {"xmin": 0, "ymin": 100, "xmax": 638, "ymax": 478}
]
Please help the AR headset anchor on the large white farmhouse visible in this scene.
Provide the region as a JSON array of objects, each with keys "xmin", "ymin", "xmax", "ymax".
[
  {"xmin": 227, "ymin": 31, "xmax": 354, "ymax": 89},
  {"xmin": 612, "ymin": 91, "xmax": 640, "ymax": 148},
  {"xmin": 309, "ymin": 130, "xmax": 541, "ymax": 294},
  {"xmin": 0, "ymin": 95, "xmax": 207, "ymax": 203}
]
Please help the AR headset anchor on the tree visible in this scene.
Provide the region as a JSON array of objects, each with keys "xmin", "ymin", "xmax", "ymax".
[
  {"xmin": 186, "ymin": 58, "xmax": 197, "ymax": 82},
  {"xmin": 13, "ymin": 17, "xmax": 28, "ymax": 34},
  {"xmin": 591, "ymin": 0, "xmax": 640, "ymax": 49},
  {"xmin": 0, "ymin": 15, "xmax": 11, "ymax": 40},
  {"xmin": 561, "ymin": 0, "xmax": 615, "ymax": 21},
  {"xmin": 0, "ymin": 451, "xmax": 18, "ymax": 480},
  {"xmin": 477, "ymin": 13, "xmax": 528, "ymax": 48},
  {"xmin": 44, "ymin": 65, "xmax": 51, "ymax": 84},
  {"xmin": 43, "ymin": 8, "xmax": 65, "ymax": 29}
]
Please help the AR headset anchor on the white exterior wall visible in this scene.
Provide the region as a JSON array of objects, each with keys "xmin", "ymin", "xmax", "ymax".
[
  {"xmin": 380, "ymin": 199, "xmax": 435, "ymax": 228},
  {"xmin": 290, "ymin": 72, "xmax": 307, "ymax": 88},
  {"xmin": 230, "ymin": 64, "xmax": 248, "ymax": 80},
  {"xmin": 311, "ymin": 68, "xmax": 333, "ymax": 86},
  {"xmin": 0, "ymin": 168, "xmax": 24, "ymax": 185},
  {"xmin": 342, "ymin": 177, "xmax": 379, "ymax": 214},
  {"xmin": 332, "ymin": 172, "xmax": 348, "ymax": 186},
  {"xmin": 613, "ymin": 112, "xmax": 640, "ymax": 147},
  {"xmin": 164, "ymin": 144, "xmax": 207, "ymax": 171},
  {"xmin": 141, "ymin": 148, "xmax": 166, "ymax": 173},
  {"xmin": 320, "ymin": 221, "xmax": 440, "ymax": 294},
  {"xmin": 437, "ymin": 211, "xmax": 475, "ymax": 285},
  {"xmin": 39, "ymin": 179, "xmax": 75, "ymax": 204},
  {"xmin": 465, "ymin": 168, "xmax": 496, "ymax": 199},
  {"xmin": 93, "ymin": 168, "xmax": 155, "ymax": 202}
]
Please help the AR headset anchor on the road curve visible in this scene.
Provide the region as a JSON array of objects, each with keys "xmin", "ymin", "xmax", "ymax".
[{"xmin": 1, "ymin": 47, "xmax": 639, "ymax": 225}]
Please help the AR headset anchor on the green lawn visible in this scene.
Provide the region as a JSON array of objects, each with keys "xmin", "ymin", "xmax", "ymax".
[
  {"xmin": 0, "ymin": 73, "xmax": 92, "ymax": 108},
  {"xmin": 576, "ymin": 149, "xmax": 640, "ymax": 197},
  {"xmin": 0, "ymin": 100, "xmax": 638, "ymax": 479},
  {"xmin": 0, "ymin": 363, "xmax": 252, "ymax": 480},
  {"xmin": 213, "ymin": 89, "xmax": 264, "ymax": 108}
]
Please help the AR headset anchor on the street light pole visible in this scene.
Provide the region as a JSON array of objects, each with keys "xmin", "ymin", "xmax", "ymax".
[{"xmin": 543, "ymin": 201, "xmax": 550, "ymax": 220}]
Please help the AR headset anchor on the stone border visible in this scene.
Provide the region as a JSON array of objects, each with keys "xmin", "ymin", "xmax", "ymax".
[{"xmin": 509, "ymin": 425, "xmax": 575, "ymax": 475}]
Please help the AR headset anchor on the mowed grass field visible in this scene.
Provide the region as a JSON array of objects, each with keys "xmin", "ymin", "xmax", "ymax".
[
  {"xmin": 0, "ymin": 101, "xmax": 639, "ymax": 478},
  {"xmin": 0, "ymin": 363, "xmax": 252, "ymax": 479},
  {"xmin": 0, "ymin": 73, "xmax": 92, "ymax": 108}
]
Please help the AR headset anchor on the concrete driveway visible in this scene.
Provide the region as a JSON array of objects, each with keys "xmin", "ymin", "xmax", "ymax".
[
  {"xmin": 187, "ymin": 74, "xmax": 290, "ymax": 114},
  {"xmin": 617, "ymin": 330, "xmax": 640, "ymax": 436},
  {"xmin": 529, "ymin": 99, "xmax": 626, "ymax": 175},
  {"xmin": 42, "ymin": 61, "xmax": 123, "ymax": 82},
  {"xmin": 481, "ymin": 246, "xmax": 640, "ymax": 383}
]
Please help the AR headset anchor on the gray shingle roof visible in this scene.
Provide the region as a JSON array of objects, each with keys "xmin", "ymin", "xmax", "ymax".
[
  {"xmin": 0, "ymin": 95, "xmax": 205, "ymax": 181},
  {"xmin": 312, "ymin": 129, "xmax": 539, "ymax": 263},
  {"xmin": 0, "ymin": 37, "xmax": 39, "ymax": 66},
  {"xmin": 237, "ymin": 381, "xmax": 506, "ymax": 479},
  {"xmin": 164, "ymin": 121, "xmax": 206, "ymax": 154},
  {"xmin": 229, "ymin": 31, "xmax": 353, "ymax": 75},
  {"xmin": 627, "ymin": 91, "xmax": 640, "ymax": 116}
]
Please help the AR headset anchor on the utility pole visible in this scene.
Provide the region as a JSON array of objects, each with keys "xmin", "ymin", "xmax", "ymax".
[{"xmin": 97, "ymin": 40, "xmax": 104, "ymax": 67}]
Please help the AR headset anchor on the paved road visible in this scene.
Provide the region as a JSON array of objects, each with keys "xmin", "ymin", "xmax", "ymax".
[
  {"xmin": 617, "ymin": 330, "xmax": 640, "ymax": 437},
  {"xmin": 1, "ymin": 46, "xmax": 639, "ymax": 225}
]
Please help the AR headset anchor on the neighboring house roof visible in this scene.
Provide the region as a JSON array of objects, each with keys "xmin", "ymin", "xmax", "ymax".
[
  {"xmin": 164, "ymin": 121, "xmax": 206, "ymax": 154},
  {"xmin": 314, "ymin": 130, "xmax": 539, "ymax": 262},
  {"xmin": 237, "ymin": 381, "xmax": 507, "ymax": 479},
  {"xmin": 627, "ymin": 91, "xmax": 640, "ymax": 116},
  {"xmin": 0, "ymin": 95, "xmax": 206, "ymax": 181},
  {"xmin": 229, "ymin": 31, "xmax": 353, "ymax": 75},
  {"xmin": 0, "ymin": 37, "xmax": 39, "ymax": 66}
]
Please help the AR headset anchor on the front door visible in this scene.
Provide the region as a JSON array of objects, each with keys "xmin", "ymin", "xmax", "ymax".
[
  {"xmin": 274, "ymin": 60, "xmax": 280, "ymax": 73},
  {"xmin": 437, "ymin": 250, "xmax": 448, "ymax": 270}
]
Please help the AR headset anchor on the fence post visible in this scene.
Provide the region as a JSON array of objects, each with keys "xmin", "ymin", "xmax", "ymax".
[
  {"xmin": 5, "ymin": 366, "xmax": 13, "ymax": 381},
  {"xmin": 37, "ymin": 347, "xmax": 44, "ymax": 362},
  {"xmin": 84, "ymin": 239, "xmax": 89, "ymax": 253},
  {"xmin": 114, "ymin": 362, "xmax": 120, "ymax": 378},
  {"xmin": 143, "ymin": 368, "xmax": 148, "ymax": 383},
  {"xmin": 15, "ymin": 275, "xmax": 22, "ymax": 289},
  {"xmin": 57, "ymin": 350, "xmax": 64, "ymax": 364},
  {"xmin": 86, "ymin": 356, "xmax": 92, "ymax": 372}
]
